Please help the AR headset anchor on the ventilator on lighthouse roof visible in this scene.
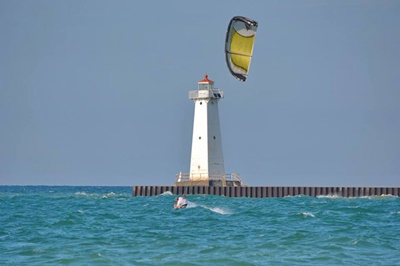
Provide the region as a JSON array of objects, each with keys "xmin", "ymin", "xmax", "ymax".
[{"xmin": 199, "ymin": 74, "xmax": 214, "ymax": 83}]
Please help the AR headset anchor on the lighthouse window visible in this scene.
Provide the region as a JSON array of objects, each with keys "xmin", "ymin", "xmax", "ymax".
[
  {"xmin": 213, "ymin": 136, "xmax": 216, "ymax": 139},
  {"xmin": 199, "ymin": 84, "xmax": 207, "ymax": 90},
  {"xmin": 200, "ymin": 102, "xmax": 202, "ymax": 105},
  {"xmin": 199, "ymin": 136, "xmax": 201, "ymax": 140}
]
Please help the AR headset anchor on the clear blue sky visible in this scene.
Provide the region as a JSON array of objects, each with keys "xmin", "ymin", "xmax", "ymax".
[{"xmin": 1, "ymin": 0, "xmax": 399, "ymax": 186}]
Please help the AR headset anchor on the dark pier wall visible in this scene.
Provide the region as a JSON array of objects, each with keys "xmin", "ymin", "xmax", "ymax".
[{"xmin": 132, "ymin": 186, "xmax": 400, "ymax": 198}]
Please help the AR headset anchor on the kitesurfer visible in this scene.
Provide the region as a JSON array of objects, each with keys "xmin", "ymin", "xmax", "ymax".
[{"xmin": 174, "ymin": 194, "xmax": 188, "ymax": 208}]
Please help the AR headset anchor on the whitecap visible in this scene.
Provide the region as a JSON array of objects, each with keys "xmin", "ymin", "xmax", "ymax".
[
  {"xmin": 89, "ymin": 253, "xmax": 103, "ymax": 258},
  {"xmin": 186, "ymin": 201, "xmax": 197, "ymax": 208},
  {"xmin": 75, "ymin": 192, "xmax": 88, "ymax": 196},
  {"xmin": 105, "ymin": 192, "xmax": 115, "ymax": 197},
  {"xmin": 32, "ymin": 249, "xmax": 43, "ymax": 253},
  {"xmin": 200, "ymin": 205, "xmax": 232, "ymax": 215},
  {"xmin": 101, "ymin": 192, "xmax": 116, "ymax": 199},
  {"xmin": 380, "ymin": 194, "xmax": 395, "ymax": 198},
  {"xmin": 312, "ymin": 200, "xmax": 328, "ymax": 204},
  {"xmin": 298, "ymin": 212, "xmax": 315, "ymax": 218},
  {"xmin": 159, "ymin": 191, "xmax": 173, "ymax": 196},
  {"xmin": 317, "ymin": 194, "xmax": 341, "ymax": 199}
]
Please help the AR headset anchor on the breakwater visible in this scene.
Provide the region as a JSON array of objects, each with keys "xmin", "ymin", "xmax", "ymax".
[{"xmin": 132, "ymin": 186, "xmax": 399, "ymax": 197}]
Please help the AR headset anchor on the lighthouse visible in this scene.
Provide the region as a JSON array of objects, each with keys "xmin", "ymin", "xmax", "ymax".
[{"xmin": 175, "ymin": 75, "xmax": 242, "ymax": 187}]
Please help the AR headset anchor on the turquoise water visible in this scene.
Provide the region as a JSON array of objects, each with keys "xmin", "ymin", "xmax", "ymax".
[{"xmin": 1, "ymin": 186, "xmax": 399, "ymax": 265}]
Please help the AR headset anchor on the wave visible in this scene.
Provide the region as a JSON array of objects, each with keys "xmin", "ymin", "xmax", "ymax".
[
  {"xmin": 284, "ymin": 195, "xmax": 309, "ymax": 198},
  {"xmin": 316, "ymin": 194, "xmax": 398, "ymax": 199},
  {"xmin": 377, "ymin": 194, "xmax": 396, "ymax": 198},
  {"xmin": 347, "ymin": 206, "xmax": 360, "ymax": 209},
  {"xmin": 298, "ymin": 212, "xmax": 315, "ymax": 218},
  {"xmin": 74, "ymin": 191, "xmax": 127, "ymax": 199},
  {"xmin": 316, "ymin": 194, "xmax": 341, "ymax": 199},
  {"xmin": 186, "ymin": 201, "xmax": 197, "ymax": 208},
  {"xmin": 102, "ymin": 192, "xmax": 115, "ymax": 198},
  {"xmin": 159, "ymin": 191, "xmax": 173, "ymax": 196},
  {"xmin": 179, "ymin": 200, "xmax": 232, "ymax": 215},
  {"xmin": 199, "ymin": 204, "xmax": 232, "ymax": 215}
]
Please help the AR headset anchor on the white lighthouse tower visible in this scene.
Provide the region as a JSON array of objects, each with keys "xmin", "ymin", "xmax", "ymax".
[{"xmin": 175, "ymin": 75, "xmax": 242, "ymax": 187}]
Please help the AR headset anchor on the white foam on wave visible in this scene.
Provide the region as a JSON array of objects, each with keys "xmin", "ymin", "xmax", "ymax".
[
  {"xmin": 379, "ymin": 194, "xmax": 395, "ymax": 198},
  {"xmin": 32, "ymin": 248, "xmax": 43, "ymax": 254},
  {"xmin": 357, "ymin": 194, "xmax": 397, "ymax": 199},
  {"xmin": 200, "ymin": 205, "xmax": 232, "ymax": 215},
  {"xmin": 75, "ymin": 192, "xmax": 88, "ymax": 196},
  {"xmin": 347, "ymin": 206, "xmax": 360, "ymax": 209},
  {"xmin": 75, "ymin": 191, "xmax": 122, "ymax": 198},
  {"xmin": 186, "ymin": 201, "xmax": 197, "ymax": 208},
  {"xmin": 184, "ymin": 201, "xmax": 231, "ymax": 214},
  {"xmin": 159, "ymin": 191, "xmax": 173, "ymax": 196},
  {"xmin": 317, "ymin": 194, "xmax": 397, "ymax": 199},
  {"xmin": 298, "ymin": 212, "xmax": 315, "ymax": 218},
  {"xmin": 285, "ymin": 195, "xmax": 307, "ymax": 198},
  {"xmin": 102, "ymin": 192, "xmax": 116, "ymax": 198},
  {"xmin": 317, "ymin": 194, "xmax": 341, "ymax": 199}
]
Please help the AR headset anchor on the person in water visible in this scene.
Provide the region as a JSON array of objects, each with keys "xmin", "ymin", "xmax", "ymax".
[{"xmin": 174, "ymin": 194, "xmax": 188, "ymax": 208}]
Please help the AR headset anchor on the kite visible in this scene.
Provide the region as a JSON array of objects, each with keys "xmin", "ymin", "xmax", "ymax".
[{"xmin": 225, "ymin": 16, "xmax": 258, "ymax": 82}]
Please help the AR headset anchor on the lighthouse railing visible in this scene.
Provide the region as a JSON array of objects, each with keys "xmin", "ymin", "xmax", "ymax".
[
  {"xmin": 189, "ymin": 89, "xmax": 224, "ymax": 100},
  {"xmin": 175, "ymin": 172, "xmax": 243, "ymax": 186}
]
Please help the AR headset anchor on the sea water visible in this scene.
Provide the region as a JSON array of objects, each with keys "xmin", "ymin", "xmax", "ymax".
[{"xmin": 1, "ymin": 186, "xmax": 399, "ymax": 265}]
